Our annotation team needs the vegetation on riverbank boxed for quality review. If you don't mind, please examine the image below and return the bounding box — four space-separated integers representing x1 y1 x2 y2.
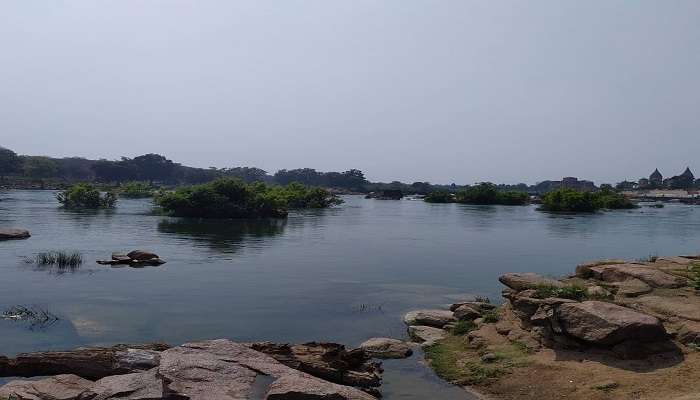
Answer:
540 188 636 212
56 184 117 209
119 181 155 198
155 178 342 218
425 183 528 205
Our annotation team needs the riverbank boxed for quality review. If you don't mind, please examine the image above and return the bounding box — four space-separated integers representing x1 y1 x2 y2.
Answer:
408 255 700 399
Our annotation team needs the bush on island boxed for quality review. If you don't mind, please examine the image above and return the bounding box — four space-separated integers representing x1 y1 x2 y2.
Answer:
424 183 528 206
56 183 117 209
155 178 342 218
540 188 636 212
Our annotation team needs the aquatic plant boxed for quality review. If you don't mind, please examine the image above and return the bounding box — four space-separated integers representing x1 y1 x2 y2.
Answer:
540 188 636 212
155 178 342 218
56 183 117 209
1 305 59 330
34 250 83 270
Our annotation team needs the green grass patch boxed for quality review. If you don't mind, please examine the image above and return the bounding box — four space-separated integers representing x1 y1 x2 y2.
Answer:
424 335 533 385
451 320 477 335
482 310 499 323
535 283 589 301
35 251 83 269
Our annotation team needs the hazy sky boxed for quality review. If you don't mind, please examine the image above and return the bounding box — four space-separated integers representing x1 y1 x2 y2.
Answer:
1 1 699 184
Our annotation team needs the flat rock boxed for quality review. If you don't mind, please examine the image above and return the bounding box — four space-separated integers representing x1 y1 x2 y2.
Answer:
498 273 564 291
126 250 159 261
0 374 92 400
408 326 447 346
676 321 700 345
627 295 700 322
0 228 31 240
449 301 496 312
113 349 161 372
403 309 455 328
576 259 627 277
359 338 413 359
589 264 686 288
556 301 666 345
655 256 694 266
265 373 375 400
81 368 163 400
612 278 653 297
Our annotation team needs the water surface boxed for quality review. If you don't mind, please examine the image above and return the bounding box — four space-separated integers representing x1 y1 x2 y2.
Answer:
1 191 699 398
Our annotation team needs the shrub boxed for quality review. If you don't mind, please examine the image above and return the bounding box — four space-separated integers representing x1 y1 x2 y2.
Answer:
451 320 477 335
155 178 341 219
540 188 635 212
56 183 117 208
120 181 154 198
482 310 499 323
455 183 528 206
424 191 455 203
535 284 589 301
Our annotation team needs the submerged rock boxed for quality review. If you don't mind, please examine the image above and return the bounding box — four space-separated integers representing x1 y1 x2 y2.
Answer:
359 338 413 359
0 228 30 240
403 309 455 328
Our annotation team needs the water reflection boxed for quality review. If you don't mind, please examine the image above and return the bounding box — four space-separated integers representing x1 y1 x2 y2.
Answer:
157 217 287 253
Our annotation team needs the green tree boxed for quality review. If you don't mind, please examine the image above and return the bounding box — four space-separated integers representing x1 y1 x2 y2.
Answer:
23 156 58 185
0 147 22 180
56 183 117 208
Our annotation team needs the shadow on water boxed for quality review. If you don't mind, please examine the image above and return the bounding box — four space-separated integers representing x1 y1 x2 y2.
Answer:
157 217 287 253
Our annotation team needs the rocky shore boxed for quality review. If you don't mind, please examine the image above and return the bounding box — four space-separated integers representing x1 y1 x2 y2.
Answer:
403 255 700 400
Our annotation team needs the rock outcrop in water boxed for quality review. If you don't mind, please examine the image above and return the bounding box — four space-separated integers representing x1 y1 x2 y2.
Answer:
0 228 30 240
0 339 381 400
97 250 166 267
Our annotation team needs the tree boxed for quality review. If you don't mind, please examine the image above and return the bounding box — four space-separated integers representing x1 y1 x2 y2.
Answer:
23 156 58 183
0 147 22 180
128 154 180 183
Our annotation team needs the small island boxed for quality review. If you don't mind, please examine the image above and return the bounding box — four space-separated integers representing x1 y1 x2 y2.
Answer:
425 183 529 206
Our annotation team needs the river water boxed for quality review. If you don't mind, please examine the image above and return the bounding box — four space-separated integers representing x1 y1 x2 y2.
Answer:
1 190 699 398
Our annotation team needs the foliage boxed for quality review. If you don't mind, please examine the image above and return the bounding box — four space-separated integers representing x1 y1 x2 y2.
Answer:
474 296 491 303
274 168 367 190
56 183 117 209
155 178 342 219
120 181 155 198
456 183 528 205
424 191 454 203
35 251 83 269
534 283 589 301
0 147 22 178
22 156 58 181
689 263 700 291
540 188 636 212
482 310 499 323
451 320 477 335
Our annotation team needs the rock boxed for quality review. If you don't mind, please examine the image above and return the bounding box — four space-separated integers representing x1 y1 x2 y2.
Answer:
449 301 496 312
110 253 131 262
358 338 413 359
125 250 159 261
480 353 497 363
556 301 667 345
588 264 686 288
113 349 161 372
0 374 92 400
0 228 31 240
403 309 455 328
576 259 627 277
677 321 700 344
81 368 162 400
408 326 447 346
498 273 564 291
248 342 380 388
266 373 375 400
587 285 612 299
611 278 652 297
628 295 700 322
656 256 694 265
453 304 482 321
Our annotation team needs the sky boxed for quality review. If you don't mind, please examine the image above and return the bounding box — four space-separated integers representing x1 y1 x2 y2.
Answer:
1 1 699 185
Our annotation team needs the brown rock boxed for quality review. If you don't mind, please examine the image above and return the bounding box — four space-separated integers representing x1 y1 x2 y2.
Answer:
611 278 653 297
556 301 667 345
80 368 163 400
0 228 31 240
358 338 413 359
576 259 626 277
676 321 700 344
453 304 482 321
449 301 496 312
589 264 686 288
125 250 159 261
403 309 455 328
266 373 376 400
499 273 564 291
0 374 92 400
408 326 447 345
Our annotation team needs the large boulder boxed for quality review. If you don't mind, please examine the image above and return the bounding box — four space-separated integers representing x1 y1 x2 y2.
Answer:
0 228 31 240
408 326 447 346
125 250 159 261
588 264 686 288
556 301 666 345
575 259 627 277
403 309 455 328
359 338 413 359
0 374 92 400
80 368 162 400
452 304 482 321
498 273 564 291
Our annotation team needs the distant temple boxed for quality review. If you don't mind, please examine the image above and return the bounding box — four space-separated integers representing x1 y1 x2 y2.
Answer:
649 169 663 186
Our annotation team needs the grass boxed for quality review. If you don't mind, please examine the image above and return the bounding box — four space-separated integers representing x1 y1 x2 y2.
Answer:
482 310 499 323
34 251 83 271
451 320 477 335
690 262 700 291
534 283 589 301
424 335 532 385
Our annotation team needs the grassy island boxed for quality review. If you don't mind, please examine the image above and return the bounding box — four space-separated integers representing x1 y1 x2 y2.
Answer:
540 188 636 212
56 183 117 209
119 181 155 198
425 183 528 206
155 178 342 218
